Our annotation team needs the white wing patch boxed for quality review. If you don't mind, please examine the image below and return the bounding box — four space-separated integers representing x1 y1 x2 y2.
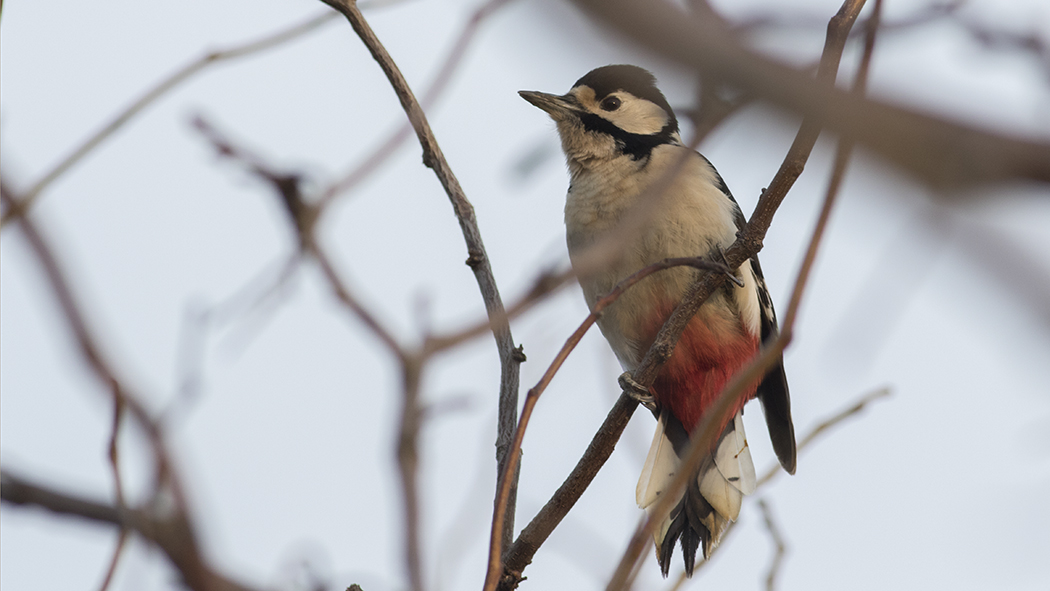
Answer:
735 259 762 337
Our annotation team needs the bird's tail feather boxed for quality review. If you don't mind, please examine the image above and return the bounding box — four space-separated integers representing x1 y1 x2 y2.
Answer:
637 411 756 576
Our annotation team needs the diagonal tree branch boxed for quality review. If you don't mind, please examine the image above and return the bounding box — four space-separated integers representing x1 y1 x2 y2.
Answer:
481 258 737 591
604 2 879 586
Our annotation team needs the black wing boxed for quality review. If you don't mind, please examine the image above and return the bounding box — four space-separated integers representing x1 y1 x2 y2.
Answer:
703 155 796 473
750 255 796 474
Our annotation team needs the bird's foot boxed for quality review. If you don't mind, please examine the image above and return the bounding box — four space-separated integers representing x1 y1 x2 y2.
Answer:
716 246 745 287
619 372 657 412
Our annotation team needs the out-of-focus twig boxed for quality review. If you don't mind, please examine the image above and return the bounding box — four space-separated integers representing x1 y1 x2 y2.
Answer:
757 499 787 591
192 114 429 591
96 530 128 591
781 0 881 332
0 10 342 229
0 181 254 591
0 472 258 591
656 385 892 585
192 116 409 359
0 182 180 509
98 395 128 591
730 0 962 36
757 386 891 487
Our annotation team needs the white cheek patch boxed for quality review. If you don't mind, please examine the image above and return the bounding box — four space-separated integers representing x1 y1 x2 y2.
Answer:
602 92 669 135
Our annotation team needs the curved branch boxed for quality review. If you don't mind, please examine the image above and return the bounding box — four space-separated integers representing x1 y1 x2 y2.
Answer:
319 0 525 568
318 0 514 205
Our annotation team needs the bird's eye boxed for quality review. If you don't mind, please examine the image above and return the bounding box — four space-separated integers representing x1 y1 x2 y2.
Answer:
600 96 622 111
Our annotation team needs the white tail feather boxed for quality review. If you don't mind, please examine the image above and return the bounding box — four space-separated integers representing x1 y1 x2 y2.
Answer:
638 411 757 532
698 463 744 521
715 413 757 495
700 411 756 521
636 415 680 510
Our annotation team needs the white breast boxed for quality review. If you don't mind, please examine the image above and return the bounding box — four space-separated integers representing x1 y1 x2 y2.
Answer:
564 145 757 368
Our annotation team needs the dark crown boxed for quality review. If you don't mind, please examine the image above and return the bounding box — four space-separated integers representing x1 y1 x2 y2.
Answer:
574 65 678 135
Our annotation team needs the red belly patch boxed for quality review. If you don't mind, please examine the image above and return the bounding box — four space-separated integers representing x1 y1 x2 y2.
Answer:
647 305 760 434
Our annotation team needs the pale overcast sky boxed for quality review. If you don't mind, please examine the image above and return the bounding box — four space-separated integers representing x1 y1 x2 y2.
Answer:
3 1 1049 590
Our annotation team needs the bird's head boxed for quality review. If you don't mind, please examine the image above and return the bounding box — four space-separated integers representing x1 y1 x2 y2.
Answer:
520 65 681 166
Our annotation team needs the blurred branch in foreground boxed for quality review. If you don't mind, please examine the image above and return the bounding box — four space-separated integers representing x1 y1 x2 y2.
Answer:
572 0 1050 190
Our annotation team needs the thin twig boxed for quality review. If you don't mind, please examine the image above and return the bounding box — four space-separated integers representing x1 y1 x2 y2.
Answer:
192 115 411 361
756 387 891 488
96 531 128 591
424 266 571 355
730 0 962 36
311 245 407 357
0 10 341 229
106 397 127 509
781 0 881 332
320 0 524 572
654 385 892 584
98 395 128 591
397 356 426 591
318 0 514 205
757 499 787 591
482 257 737 591
498 392 638 590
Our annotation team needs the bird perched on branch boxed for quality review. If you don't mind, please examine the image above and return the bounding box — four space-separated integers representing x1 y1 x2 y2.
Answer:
520 65 796 576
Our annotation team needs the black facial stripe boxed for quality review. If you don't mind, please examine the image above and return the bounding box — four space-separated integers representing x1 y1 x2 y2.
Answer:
579 113 677 160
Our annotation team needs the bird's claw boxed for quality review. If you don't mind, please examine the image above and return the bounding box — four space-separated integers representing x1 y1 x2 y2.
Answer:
716 246 745 287
619 372 657 412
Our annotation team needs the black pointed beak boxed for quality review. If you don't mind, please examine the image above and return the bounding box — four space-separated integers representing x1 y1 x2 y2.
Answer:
519 90 578 120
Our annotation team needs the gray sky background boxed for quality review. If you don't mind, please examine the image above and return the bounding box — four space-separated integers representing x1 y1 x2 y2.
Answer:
2 0 1049 590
